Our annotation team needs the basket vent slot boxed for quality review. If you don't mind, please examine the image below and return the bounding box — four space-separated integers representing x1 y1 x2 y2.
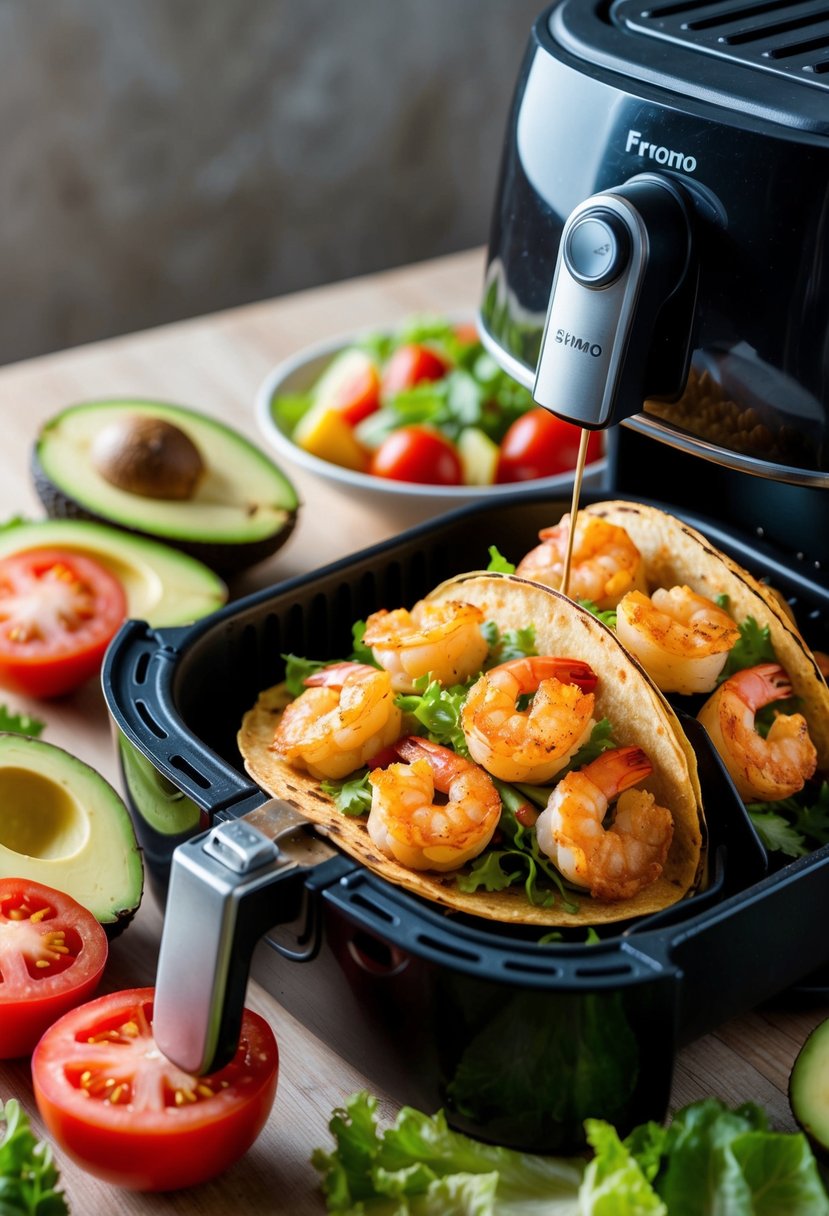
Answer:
132 650 150 686
169 754 212 791
612 0 829 86
502 958 563 977
414 933 481 964
135 699 167 740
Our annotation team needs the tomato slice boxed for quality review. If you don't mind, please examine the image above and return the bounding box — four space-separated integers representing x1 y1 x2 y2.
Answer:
369 425 463 485
381 343 448 397
0 878 107 1058
32 987 279 1191
0 549 127 698
496 408 603 482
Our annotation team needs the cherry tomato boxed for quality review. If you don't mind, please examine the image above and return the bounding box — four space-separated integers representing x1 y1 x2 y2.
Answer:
381 343 448 397
370 426 463 485
0 878 107 1058
495 408 603 482
0 549 127 698
32 987 279 1191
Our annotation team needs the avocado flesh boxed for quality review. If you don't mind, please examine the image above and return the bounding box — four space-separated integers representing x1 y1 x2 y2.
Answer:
0 734 143 934
790 1016 829 1158
33 400 299 574
0 519 226 626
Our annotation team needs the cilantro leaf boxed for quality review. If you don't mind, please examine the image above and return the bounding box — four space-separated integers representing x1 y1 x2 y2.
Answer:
747 782 829 856
747 810 808 859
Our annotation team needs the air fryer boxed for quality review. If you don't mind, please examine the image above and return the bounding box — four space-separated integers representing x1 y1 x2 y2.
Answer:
480 0 829 555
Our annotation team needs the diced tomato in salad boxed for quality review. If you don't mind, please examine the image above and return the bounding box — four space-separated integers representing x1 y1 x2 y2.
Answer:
273 316 603 487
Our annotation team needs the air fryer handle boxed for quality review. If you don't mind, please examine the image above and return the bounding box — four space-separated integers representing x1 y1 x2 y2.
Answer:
152 807 349 1075
534 172 697 428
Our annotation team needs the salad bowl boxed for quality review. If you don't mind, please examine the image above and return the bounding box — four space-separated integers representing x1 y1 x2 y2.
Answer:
255 319 608 526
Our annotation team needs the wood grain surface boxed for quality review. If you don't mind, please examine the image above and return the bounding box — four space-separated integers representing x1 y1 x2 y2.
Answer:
0 247 825 1212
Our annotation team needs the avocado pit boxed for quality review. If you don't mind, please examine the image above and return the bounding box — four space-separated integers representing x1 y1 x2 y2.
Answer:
91 414 205 500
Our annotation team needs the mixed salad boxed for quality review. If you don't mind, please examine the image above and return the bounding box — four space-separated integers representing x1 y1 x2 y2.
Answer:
271 316 602 486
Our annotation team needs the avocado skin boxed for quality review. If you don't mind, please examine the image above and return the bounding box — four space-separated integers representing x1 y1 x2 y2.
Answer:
0 733 143 938
789 1016 829 1161
32 449 298 576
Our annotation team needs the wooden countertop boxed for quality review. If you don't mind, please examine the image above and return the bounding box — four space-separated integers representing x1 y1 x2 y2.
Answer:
0 247 826 1211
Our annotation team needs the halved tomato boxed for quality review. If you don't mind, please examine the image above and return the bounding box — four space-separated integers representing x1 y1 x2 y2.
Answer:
0 548 127 698
0 878 108 1058
32 987 278 1191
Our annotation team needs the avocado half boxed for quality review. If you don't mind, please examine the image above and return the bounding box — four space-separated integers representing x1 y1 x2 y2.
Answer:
0 733 143 935
0 518 226 627
790 1017 829 1160
32 400 300 576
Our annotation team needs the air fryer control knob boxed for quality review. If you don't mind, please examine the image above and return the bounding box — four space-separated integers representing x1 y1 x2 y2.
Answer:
534 173 697 429
563 210 630 288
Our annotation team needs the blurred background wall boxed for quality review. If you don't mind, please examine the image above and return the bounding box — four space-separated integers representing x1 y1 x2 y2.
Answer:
1 0 543 365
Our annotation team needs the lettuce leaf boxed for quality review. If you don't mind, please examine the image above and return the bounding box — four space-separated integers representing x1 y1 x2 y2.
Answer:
0 1099 69 1215
312 1091 583 1215
314 1094 829 1216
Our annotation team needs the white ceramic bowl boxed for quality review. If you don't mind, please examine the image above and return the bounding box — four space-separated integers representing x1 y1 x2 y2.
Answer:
255 330 608 527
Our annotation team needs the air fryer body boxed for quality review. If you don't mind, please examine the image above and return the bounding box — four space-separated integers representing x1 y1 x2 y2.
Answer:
481 1 829 493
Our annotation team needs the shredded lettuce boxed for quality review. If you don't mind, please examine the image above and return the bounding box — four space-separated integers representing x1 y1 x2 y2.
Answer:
313 1094 829 1216
321 770 373 818
480 621 536 665
486 546 516 574
718 617 777 682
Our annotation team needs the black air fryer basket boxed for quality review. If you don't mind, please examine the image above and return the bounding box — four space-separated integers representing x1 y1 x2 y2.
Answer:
103 492 829 1153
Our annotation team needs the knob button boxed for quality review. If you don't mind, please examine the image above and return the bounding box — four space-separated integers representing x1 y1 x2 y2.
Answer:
564 211 630 288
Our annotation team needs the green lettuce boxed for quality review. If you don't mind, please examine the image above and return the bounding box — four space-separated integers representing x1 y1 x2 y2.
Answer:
0 1099 69 1215
312 1091 583 1215
314 1094 829 1216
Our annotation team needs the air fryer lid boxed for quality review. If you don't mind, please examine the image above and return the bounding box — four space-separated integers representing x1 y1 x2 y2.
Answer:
555 0 829 135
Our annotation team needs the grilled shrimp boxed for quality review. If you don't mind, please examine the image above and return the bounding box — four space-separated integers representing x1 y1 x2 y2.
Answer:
616 585 741 695
697 662 817 802
367 736 501 871
461 655 597 784
535 747 673 901
516 513 647 609
272 661 402 780
362 599 489 693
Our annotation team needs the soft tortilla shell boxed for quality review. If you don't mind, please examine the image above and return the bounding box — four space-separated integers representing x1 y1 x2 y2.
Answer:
583 500 829 769
239 573 704 928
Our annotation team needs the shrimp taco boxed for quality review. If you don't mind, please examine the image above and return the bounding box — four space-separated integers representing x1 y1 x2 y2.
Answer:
516 500 829 822
238 572 705 929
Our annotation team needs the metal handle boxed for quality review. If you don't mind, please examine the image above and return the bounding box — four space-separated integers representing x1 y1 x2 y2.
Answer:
153 799 339 1074
534 173 697 429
